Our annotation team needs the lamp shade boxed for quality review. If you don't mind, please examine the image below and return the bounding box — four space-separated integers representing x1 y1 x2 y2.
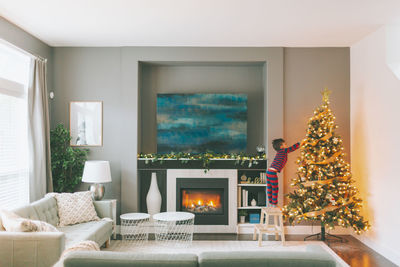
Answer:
82 161 112 183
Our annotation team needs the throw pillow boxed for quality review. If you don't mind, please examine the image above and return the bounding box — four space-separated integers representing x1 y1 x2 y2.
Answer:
0 209 31 232
53 240 100 267
0 210 59 232
0 216 5 231
54 191 99 226
29 219 59 232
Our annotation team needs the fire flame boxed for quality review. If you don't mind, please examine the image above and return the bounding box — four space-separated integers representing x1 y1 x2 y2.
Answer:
182 190 221 212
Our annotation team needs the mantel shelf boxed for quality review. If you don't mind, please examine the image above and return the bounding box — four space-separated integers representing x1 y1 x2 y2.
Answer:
138 159 267 170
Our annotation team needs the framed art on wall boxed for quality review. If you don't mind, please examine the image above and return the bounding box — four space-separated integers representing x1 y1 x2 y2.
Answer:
70 101 103 146
157 93 247 153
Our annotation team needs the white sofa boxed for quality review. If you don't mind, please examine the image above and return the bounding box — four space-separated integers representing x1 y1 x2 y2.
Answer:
0 196 114 267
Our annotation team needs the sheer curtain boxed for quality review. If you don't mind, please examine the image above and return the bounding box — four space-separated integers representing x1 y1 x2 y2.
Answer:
0 42 30 209
28 58 53 202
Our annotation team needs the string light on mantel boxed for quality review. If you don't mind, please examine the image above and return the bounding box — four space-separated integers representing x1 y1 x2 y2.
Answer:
138 152 267 171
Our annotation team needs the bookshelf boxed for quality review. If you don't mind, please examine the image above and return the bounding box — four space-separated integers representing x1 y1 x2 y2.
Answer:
237 168 267 225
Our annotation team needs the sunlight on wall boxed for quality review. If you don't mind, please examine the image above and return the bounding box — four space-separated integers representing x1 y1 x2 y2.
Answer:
386 23 400 81
351 25 400 265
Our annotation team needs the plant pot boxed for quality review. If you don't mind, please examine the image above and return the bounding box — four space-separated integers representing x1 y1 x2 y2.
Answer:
240 216 246 223
146 172 162 215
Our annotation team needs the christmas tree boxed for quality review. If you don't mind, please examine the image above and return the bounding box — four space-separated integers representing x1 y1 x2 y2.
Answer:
283 89 370 239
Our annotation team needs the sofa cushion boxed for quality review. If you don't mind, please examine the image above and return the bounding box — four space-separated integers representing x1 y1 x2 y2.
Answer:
58 220 112 248
31 196 59 226
62 252 198 267
198 249 336 267
55 191 100 226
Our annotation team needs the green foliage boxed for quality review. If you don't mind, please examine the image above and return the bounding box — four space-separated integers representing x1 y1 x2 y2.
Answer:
139 151 266 172
50 124 89 192
238 210 248 217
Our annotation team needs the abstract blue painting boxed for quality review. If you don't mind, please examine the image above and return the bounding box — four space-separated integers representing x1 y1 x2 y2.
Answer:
157 94 247 153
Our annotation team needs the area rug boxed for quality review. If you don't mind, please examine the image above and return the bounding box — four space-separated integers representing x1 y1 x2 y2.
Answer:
103 240 348 267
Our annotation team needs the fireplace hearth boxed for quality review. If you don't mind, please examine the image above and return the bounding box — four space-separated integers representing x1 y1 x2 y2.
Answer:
166 169 237 233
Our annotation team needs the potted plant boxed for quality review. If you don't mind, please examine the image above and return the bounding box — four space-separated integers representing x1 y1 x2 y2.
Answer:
238 210 248 223
50 124 89 192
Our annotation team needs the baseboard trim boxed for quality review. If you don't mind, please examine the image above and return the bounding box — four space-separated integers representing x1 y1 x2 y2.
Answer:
238 224 351 235
116 224 350 235
351 234 400 265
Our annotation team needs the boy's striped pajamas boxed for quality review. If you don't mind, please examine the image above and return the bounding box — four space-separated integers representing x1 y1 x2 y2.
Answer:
267 142 300 205
266 169 279 205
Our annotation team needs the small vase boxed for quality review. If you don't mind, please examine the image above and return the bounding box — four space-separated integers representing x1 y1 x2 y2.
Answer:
146 172 162 215
251 198 257 206
240 216 246 223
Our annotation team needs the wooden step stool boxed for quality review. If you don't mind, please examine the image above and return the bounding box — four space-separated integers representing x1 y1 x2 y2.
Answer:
253 207 285 246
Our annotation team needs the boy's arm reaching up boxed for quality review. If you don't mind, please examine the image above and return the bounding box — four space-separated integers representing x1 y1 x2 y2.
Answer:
285 142 300 153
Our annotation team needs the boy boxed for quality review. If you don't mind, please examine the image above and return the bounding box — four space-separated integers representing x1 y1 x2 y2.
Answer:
267 138 302 207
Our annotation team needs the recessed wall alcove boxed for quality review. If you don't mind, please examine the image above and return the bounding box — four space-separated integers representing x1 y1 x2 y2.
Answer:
138 61 266 154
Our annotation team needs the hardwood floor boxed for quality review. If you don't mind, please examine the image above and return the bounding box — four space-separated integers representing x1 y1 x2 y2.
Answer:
118 234 397 267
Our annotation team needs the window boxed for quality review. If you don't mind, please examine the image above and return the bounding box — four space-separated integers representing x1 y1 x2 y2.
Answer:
0 41 31 209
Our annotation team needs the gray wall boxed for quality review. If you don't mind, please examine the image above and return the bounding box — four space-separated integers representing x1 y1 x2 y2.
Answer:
52 47 284 214
283 48 350 203
140 63 264 153
52 48 122 211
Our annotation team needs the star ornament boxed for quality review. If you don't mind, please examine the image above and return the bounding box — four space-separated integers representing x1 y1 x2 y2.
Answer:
322 88 331 102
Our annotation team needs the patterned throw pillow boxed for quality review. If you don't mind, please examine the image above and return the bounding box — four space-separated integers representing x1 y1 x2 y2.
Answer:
54 191 99 226
0 216 5 231
29 219 59 232
0 210 58 232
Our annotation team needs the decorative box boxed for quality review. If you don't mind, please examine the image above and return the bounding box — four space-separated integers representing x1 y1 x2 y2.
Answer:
249 213 260 224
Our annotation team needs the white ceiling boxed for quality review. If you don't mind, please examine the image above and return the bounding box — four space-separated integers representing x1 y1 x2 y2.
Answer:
1 0 400 47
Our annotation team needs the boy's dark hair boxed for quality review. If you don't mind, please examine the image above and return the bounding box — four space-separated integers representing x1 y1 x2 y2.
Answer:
272 138 285 152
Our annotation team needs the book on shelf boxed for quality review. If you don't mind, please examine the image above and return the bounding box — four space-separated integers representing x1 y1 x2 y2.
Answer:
242 189 245 207
260 172 266 184
237 187 241 207
257 190 266 206
242 189 248 207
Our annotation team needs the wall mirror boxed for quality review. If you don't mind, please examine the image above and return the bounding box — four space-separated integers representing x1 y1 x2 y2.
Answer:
70 101 103 146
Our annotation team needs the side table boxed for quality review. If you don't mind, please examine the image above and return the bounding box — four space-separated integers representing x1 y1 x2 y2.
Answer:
153 212 195 246
120 213 150 242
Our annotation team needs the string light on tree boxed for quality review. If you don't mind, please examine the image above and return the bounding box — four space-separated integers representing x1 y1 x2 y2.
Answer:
282 88 370 241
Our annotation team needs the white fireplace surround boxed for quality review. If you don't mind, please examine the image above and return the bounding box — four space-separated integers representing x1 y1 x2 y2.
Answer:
167 169 237 233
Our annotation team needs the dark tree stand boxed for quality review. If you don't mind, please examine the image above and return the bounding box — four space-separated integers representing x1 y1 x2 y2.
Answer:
304 224 345 243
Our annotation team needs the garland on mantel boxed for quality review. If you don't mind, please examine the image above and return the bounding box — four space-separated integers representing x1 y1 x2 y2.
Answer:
138 152 267 171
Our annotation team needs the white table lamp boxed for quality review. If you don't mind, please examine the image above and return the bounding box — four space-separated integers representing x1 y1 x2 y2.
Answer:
82 160 112 200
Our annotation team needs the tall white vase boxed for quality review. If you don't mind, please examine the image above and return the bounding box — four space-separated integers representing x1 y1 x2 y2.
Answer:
146 172 162 215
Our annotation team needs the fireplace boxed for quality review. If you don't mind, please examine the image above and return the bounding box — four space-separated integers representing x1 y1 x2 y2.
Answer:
177 178 228 225
181 189 223 214
167 169 237 233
